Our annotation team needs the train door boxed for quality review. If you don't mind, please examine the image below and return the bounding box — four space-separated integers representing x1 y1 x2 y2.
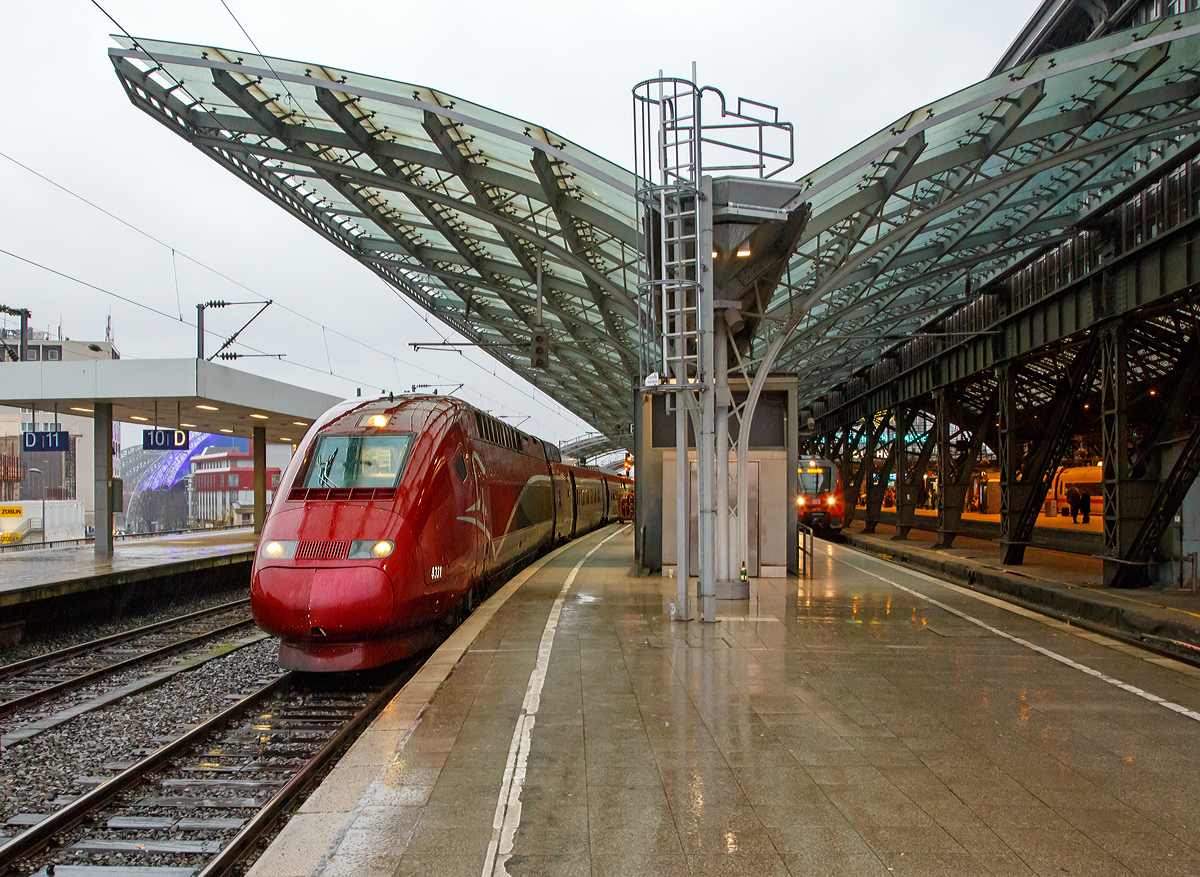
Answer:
569 470 579 537
419 438 479 594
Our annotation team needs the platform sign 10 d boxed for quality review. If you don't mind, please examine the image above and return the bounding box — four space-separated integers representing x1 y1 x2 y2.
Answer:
22 431 70 453
143 428 190 451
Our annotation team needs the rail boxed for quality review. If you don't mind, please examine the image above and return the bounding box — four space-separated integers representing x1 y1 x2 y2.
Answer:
798 522 814 579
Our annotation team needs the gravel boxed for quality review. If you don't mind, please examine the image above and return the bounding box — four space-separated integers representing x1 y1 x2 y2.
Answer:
0 613 260 738
0 637 280 829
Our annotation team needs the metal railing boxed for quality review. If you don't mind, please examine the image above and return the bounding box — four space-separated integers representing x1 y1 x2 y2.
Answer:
0 522 255 554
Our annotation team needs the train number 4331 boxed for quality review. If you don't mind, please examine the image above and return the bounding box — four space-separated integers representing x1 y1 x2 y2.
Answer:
430 566 443 580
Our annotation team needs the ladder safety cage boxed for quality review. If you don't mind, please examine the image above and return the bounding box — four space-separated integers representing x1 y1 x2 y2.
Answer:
633 77 703 392
632 75 797 393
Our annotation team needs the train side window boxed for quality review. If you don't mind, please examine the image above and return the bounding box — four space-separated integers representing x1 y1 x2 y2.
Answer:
454 451 468 482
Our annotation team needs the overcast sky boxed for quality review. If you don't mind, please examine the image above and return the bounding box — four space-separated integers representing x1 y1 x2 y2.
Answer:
2 0 1042 449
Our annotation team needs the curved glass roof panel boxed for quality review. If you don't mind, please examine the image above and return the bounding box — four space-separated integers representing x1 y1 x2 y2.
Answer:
110 14 1200 431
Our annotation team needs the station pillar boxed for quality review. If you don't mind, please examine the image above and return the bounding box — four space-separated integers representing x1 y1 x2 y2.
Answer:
253 426 267 536
93 402 113 557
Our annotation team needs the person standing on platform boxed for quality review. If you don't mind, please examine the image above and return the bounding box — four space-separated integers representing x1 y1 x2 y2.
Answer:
1080 489 1091 524
1067 486 1081 523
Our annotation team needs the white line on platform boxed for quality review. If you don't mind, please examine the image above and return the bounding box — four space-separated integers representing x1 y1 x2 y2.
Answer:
481 525 629 877
836 550 1200 724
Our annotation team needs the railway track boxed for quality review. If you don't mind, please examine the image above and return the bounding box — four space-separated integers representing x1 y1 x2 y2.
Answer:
0 600 257 719
1 665 414 877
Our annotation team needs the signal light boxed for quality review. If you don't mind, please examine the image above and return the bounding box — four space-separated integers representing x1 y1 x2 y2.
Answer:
624 453 633 474
530 325 549 369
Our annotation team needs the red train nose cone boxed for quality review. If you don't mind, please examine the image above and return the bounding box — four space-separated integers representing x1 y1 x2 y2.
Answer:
253 566 394 640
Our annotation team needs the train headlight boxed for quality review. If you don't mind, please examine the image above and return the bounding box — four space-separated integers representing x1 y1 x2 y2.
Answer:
827 495 836 506
350 539 394 559
261 540 297 559
798 496 806 506
358 413 390 428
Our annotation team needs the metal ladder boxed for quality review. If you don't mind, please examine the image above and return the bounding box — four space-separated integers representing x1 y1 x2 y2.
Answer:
635 76 702 392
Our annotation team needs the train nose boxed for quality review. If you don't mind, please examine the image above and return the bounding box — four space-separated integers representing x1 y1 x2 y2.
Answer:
252 566 394 640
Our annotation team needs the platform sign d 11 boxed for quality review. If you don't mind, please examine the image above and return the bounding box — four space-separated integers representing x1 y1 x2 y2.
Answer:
142 428 190 451
22 431 70 453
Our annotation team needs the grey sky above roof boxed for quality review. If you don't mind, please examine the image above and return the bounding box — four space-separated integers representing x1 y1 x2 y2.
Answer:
2 0 1042 446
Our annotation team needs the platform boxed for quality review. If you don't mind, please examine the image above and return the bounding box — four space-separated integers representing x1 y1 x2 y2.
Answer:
248 524 1200 877
843 520 1200 653
0 529 257 608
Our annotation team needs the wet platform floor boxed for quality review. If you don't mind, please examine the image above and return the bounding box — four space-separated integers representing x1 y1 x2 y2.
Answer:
249 524 1200 877
0 529 257 606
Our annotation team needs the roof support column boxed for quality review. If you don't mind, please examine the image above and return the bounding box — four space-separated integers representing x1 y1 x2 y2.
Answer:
1001 336 1101 564
1101 321 1161 586
697 176 718 617
674 393 692 621
864 410 908 534
1108 332 1200 586
714 305 731 592
253 426 267 537
934 388 993 550
844 417 884 528
997 361 1023 563
894 406 935 541
93 402 113 557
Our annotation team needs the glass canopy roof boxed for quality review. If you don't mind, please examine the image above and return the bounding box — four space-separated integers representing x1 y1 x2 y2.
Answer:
110 11 1200 432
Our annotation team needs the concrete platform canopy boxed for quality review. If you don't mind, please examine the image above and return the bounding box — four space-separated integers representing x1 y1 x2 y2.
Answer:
1 357 342 553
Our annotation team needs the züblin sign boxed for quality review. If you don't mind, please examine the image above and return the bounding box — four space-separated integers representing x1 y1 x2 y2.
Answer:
23 431 70 452
142 429 190 451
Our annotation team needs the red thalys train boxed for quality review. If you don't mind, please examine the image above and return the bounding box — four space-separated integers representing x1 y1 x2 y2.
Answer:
251 395 632 672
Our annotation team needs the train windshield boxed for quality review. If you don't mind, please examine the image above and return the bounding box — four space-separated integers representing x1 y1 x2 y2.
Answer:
799 465 835 495
301 434 414 489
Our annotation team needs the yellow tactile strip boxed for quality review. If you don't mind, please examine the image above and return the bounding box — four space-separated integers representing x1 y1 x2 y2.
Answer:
244 531 597 877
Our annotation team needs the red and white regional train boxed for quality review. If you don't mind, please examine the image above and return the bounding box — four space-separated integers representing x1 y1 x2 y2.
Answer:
251 395 632 672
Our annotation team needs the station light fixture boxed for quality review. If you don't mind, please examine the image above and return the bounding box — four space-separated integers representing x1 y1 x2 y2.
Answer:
130 415 148 422
180 422 197 428
197 404 219 411
736 244 751 257
293 421 308 427
250 413 269 419
70 406 93 413
220 428 234 434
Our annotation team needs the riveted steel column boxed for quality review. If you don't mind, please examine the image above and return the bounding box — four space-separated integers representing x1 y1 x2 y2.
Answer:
997 361 1025 564
1101 322 1142 586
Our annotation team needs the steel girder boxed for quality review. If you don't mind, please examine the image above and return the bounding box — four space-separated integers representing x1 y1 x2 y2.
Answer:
763 22 1200 413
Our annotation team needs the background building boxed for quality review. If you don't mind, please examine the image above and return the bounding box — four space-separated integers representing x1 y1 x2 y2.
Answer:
0 324 121 535
188 444 289 527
